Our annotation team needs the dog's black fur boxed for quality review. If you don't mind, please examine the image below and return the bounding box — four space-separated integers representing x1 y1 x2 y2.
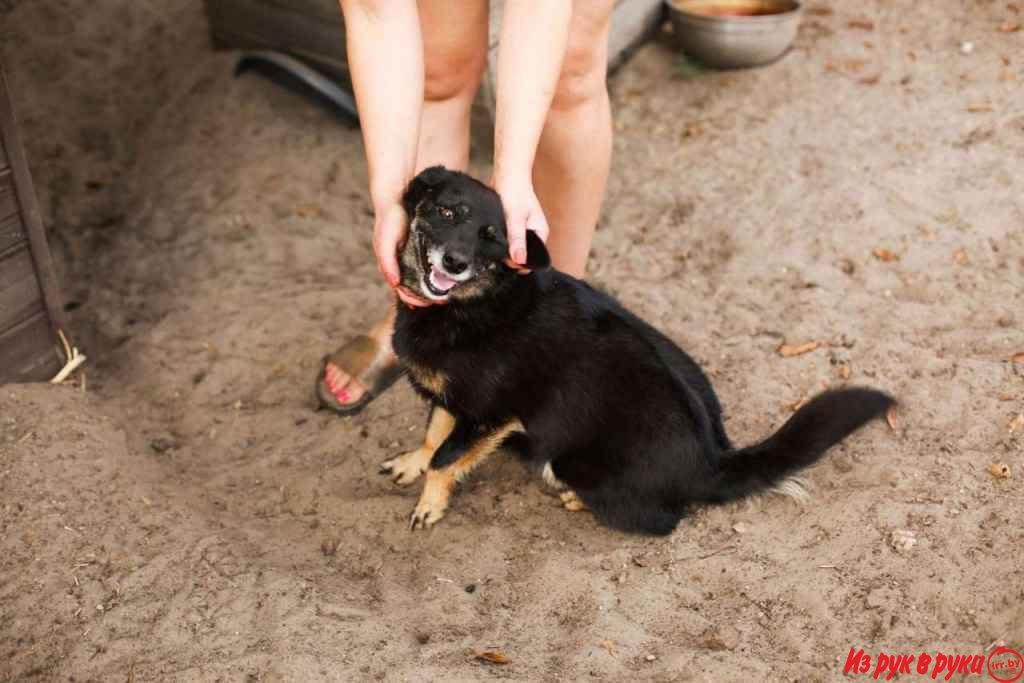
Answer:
392 166 895 535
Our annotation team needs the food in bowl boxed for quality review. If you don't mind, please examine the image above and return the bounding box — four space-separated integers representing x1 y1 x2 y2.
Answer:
667 0 803 69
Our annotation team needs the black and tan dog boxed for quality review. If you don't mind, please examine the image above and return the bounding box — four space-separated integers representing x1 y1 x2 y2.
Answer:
381 166 894 535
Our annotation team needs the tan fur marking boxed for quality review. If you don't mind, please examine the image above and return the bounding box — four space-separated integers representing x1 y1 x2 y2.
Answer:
560 489 589 512
381 407 455 486
410 418 524 529
407 363 447 397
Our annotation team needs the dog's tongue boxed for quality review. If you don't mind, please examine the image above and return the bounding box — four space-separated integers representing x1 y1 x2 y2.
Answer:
430 267 457 292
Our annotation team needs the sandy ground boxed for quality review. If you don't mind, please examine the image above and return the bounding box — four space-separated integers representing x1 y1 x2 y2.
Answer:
2 0 1023 680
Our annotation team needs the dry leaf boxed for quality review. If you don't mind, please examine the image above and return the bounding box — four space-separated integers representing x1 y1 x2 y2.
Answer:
886 405 901 432
858 73 882 85
998 21 1021 32
474 650 511 665
873 247 899 262
953 247 969 265
599 640 618 657
778 341 821 357
838 364 852 380
999 393 1016 401
1011 352 1024 364
790 396 810 412
967 104 995 113
848 18 875 30
295 204 322 218
807 7 834 16
1009 413 1024 433
987 463 1012 479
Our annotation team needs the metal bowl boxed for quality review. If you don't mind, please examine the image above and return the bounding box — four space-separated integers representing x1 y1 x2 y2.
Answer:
666 0 802 69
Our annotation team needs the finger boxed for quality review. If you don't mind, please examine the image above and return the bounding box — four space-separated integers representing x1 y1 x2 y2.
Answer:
507 216 527 266
396 286 437 308
502 257 531 275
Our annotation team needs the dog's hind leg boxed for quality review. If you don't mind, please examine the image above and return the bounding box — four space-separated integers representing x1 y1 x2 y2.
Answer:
541 462 568 491
380 405 455 485
410 417 524 530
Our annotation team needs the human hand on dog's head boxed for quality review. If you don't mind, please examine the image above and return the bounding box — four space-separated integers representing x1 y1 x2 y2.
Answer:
491 177 551 272
395 166 551 304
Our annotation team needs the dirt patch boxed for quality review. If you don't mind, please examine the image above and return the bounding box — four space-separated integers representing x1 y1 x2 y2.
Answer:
2 0 1023 680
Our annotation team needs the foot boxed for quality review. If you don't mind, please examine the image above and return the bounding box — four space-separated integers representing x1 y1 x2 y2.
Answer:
410 471 454 530
380 448 432 486
316 310 401 415
560 490 588 512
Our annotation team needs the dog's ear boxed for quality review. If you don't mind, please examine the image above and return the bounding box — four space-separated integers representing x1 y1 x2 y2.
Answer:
402 165 448 215
524 230 551 271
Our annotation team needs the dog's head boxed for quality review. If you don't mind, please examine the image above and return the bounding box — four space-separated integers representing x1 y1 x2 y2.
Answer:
398 166 550 303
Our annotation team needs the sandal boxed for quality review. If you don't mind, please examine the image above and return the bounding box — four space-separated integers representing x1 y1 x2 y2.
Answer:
315 335 405 415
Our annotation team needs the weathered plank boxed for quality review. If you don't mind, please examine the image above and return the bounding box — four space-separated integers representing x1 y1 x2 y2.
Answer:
0 168 18 223
0 168 26 254
0 214 25 255
0 245 43 332
0 310 61 383
0 64 67 369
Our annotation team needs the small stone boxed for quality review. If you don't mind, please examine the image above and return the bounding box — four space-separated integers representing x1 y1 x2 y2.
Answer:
645 654 657 662
960 41 975 54
320 538 340 556
415 631 431 645
890 529 917 553
465 584 477 594
149 436 179 454
732 522 750 534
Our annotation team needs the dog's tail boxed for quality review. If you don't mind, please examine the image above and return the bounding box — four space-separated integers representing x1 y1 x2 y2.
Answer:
704 387 895 503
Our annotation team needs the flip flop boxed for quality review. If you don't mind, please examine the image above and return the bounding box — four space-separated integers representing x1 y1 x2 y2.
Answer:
315 335 405 415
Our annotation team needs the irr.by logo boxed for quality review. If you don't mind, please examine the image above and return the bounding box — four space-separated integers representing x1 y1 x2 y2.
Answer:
988 646 1023 683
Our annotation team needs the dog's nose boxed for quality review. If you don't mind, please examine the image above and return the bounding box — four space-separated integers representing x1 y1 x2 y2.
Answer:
442 252 469 274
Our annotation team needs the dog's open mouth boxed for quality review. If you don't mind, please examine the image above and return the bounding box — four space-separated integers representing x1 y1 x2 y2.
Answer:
416 233 461 301
425 266 457 297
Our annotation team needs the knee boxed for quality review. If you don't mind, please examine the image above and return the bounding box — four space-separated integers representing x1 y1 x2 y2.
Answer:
551 37 609 112
424 47 487 103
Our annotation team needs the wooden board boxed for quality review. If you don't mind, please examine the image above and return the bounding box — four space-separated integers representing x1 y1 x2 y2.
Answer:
0 168 27 255
0 311 60 383
0 65 65 383
0 246 43 330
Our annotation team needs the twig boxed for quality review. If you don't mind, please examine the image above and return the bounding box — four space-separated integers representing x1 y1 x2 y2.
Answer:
50 329 87 384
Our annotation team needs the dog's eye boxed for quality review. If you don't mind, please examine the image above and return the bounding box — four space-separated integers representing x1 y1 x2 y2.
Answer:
437 206 454 220
479 225 497 240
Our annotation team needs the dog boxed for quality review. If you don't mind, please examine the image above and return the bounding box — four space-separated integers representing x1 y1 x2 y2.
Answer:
381 166 895 535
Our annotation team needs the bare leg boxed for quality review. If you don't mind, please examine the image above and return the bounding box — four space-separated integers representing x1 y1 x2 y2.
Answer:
323 0 488 406
533 0 615 278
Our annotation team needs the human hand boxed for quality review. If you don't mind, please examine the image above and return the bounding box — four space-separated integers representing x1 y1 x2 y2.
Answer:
493 176 550 269
371 200 436 308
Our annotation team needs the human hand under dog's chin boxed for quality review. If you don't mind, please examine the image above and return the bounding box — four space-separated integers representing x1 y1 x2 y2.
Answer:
492 177 550 272
372 201 439 308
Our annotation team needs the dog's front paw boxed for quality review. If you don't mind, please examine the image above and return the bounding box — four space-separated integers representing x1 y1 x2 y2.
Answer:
380 448 432 486
409 480 451 530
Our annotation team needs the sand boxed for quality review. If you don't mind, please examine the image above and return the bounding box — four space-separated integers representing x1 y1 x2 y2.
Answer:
1 0 1022 680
